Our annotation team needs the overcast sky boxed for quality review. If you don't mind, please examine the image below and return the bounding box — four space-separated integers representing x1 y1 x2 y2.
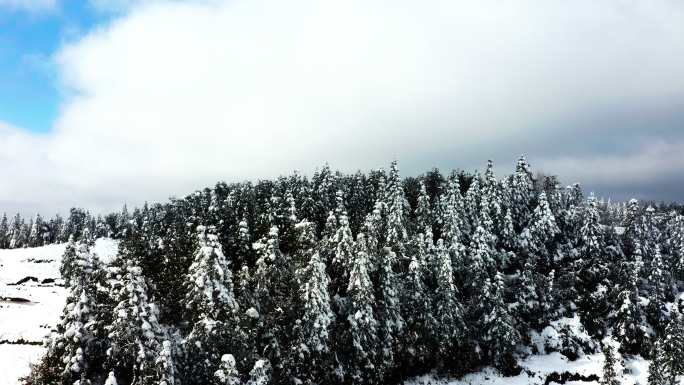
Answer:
0 0 683 215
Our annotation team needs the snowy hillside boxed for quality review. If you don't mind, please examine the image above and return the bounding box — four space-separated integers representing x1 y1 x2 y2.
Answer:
0 239 661 385
12 160 684 385
0 239 118 385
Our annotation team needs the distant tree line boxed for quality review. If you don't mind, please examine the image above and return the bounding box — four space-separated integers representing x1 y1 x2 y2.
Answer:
26 157 684 385
0 207 131 249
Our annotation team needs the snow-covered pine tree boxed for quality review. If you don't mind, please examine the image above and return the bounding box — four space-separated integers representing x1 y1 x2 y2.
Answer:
414 181 432 236
641 206 663 265
319 210 338 266
59 235 78 286
363 201 385 272
463 173 481 236
439 177 467 281
183 225 242 383
253 225 293 378
246 359 271 385
346 234 379 384
498 208 517 251
669 215 684 280
662 314 684 385
215 354 241 385
648 340 667 385
236 216 252 270
254 226 281 312
515 251 541 331
235 262 259 371
663 212 681 258
28 236 100 385
623 199 643 256
376 246 405 378
600 343 620 385
28 213 43 247
278 189 299 253
540 270 557 325
107 259 163 385
384 161 408 257
647 245 669 329
401 252 435 367
468 225 496 290
613 253 648 355
432 239 466 366
480 272 520 374
156 340 179 385
580 193 605 260
0 213 8 248
577 194 611 335
440 177 465 249
481 160 502 226
184 225 240 322
289 235 334 384
313 162 338 229
675 217 684 281
519 192 559 268
509 155 534 231
331 202 355 295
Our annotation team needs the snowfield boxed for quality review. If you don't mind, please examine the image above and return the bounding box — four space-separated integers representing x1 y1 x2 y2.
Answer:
408 316 653 385
0 239 118 385
408 353 650 385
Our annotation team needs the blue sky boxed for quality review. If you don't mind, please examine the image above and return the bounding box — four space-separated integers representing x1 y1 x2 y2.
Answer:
0 0 102 132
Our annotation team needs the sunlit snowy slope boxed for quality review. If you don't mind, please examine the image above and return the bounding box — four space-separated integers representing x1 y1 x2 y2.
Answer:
0 240 118 385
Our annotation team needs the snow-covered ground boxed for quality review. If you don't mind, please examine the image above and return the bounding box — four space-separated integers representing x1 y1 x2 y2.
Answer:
408 353 649 385
409 316 651 385
0 239 118 385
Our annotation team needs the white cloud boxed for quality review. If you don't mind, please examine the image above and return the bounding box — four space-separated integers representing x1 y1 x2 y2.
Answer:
0 0 56 12
2 0 684 214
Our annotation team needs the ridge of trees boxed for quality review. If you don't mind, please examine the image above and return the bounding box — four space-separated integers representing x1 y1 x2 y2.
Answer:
26 157 684 385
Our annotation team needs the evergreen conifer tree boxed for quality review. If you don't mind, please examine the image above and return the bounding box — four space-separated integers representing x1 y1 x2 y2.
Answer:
600 343 620 385
156 340 179 385
648 340 667 385
613 255 648 355
246 360 271 385
662 314 684 385
332 204 355 295
184 225 240 322
468 225 496 288
480 272 520 373
346 234 379 384
184 225 241 383
289 240 333 384
60 235 78 286
376 246 405 378
402 252 435 367
0 213 8 248
509 155 534 230
384 161 408 256
432 239 466 365
414 181 432 236
29 237 100 385
107 260 163 385
647 245 669 329
215 354 242 385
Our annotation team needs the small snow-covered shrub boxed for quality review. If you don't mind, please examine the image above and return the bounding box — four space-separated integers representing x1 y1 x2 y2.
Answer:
530 315 598 360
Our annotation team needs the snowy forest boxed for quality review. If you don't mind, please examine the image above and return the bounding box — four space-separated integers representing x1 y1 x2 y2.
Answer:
22 157 684 385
